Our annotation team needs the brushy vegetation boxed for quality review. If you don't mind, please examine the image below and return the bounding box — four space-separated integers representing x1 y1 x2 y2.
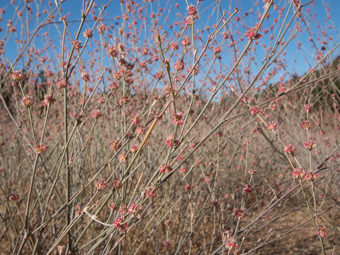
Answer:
0 0 339 254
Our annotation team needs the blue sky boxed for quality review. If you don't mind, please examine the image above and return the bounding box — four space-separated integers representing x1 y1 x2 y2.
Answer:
0 0 339 92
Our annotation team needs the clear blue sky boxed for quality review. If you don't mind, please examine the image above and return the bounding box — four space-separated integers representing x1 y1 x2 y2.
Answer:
0 0 339 89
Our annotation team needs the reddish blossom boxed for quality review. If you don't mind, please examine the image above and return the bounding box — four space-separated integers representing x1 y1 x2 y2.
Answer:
128 203 143 217
292 168 305 179
109 202 116 211
284 144 296 155
243 184 253 193
160 164 172 173
172 111 184 125
118 151 127 163
225 237 239 250
96 179 107 190
91 109 102 119
44 95 56 105
97 23 106 34
213 46 221 54
113 216 127 232
114 71 122 80
304 139 316 151
141 46 148 55
83 28 93 38
73 40 82 49
174 60 184 71
106 45 118 57
266 121 277 131
222 32 229 39
233 208 246 218
245 27 263 40
35 144 48 154
135 127 145 135
12 71 25 81
300 120 311 130
304 170 317 181
75 205 82 217
131 114 141 125
81 71 90 82
22 95 34 107
184 16 195 25
164 134 179 148
109 139 122 151
130 145 138 153
304 104 311 113
187 5 197 16
9 194 19 201
97 97 105 104
56 79 68 89
179 167 187 173
170 42 179 50
249 169 256 175
317 225 327 237
146 186 156 197
250 106 263 115
155 71 164 79
184 184 192 190
113 179 123 189
181 36 191 46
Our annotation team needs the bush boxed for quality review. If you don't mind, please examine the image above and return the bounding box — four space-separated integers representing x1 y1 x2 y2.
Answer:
0 0 339 254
